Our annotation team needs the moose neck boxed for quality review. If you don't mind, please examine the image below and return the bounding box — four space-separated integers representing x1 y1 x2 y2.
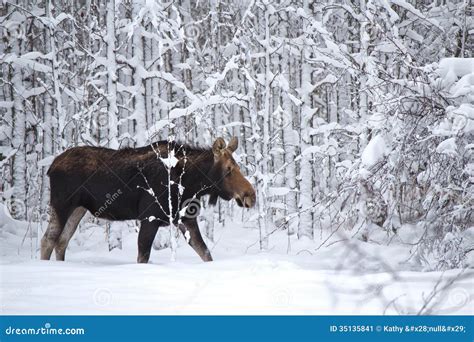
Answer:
180 149 217 198
149 142 219 199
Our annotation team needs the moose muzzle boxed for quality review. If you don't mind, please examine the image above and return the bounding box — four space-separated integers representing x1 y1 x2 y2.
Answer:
235 189 256 208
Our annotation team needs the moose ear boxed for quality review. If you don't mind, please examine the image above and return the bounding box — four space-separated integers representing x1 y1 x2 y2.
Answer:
227 136 238 153
212 137 226 158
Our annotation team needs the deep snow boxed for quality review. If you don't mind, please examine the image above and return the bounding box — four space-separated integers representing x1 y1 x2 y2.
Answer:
0 205 472 315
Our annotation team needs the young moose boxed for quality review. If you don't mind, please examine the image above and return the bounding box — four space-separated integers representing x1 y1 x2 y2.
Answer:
41 137 256 263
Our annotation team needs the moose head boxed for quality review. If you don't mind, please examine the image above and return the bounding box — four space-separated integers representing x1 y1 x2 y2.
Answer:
210 137 256 208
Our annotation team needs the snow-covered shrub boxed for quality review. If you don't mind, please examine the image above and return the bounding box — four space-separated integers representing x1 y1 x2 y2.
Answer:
370 59 473 269
311 57 473 269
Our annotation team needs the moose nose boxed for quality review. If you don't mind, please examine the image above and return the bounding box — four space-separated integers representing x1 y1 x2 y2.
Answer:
242 191 256 208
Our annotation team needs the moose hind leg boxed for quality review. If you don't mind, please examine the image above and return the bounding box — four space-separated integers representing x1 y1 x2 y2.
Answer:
55 207 87 261
137 221 159 263
179 220 213 262
40 207 64 260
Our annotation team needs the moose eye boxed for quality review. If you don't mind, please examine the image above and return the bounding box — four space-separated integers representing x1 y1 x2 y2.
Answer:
226 167 232 176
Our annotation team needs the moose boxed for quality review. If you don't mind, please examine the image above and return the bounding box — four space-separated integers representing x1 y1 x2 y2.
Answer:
40 137 256 263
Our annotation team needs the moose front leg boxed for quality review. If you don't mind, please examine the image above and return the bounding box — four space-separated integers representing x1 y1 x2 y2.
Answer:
137 221 159 263
179 219 213 262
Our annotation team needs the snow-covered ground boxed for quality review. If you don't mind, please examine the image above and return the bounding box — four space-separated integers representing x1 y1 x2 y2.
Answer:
1 205 472 315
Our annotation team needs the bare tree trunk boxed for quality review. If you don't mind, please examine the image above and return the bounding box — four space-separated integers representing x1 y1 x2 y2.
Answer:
106 0 119 149
297 0 314 239
132 0 147 146
10 13 27 219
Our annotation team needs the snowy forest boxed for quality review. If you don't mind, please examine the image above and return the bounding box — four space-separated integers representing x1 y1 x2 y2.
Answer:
0 0 473 314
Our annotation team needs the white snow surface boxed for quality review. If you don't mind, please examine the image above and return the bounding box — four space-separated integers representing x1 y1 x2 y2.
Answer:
0 205 473 315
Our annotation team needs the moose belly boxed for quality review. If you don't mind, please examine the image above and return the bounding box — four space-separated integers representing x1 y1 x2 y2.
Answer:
80 187 139 221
